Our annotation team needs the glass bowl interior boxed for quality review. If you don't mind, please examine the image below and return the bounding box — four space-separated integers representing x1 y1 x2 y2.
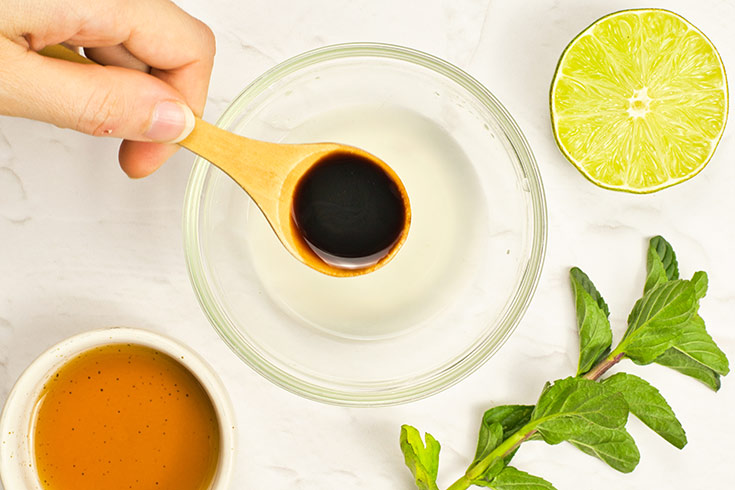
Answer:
184 43 546 406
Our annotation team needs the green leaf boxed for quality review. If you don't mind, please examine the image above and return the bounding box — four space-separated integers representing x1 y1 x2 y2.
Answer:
671 315 729 375
650 313 729 388
470 405 535 483
620 280 697 364
530 377 638 472
473 458 509 487
474 421 503 466
570 267 610 316
654 348 721 391
602 373 686 449
472 449 523 487
568 426 640 473
531 377 629 436
570 268 613 375
474 405 534 463
690 271 708 300
644 236 679 292
400 425 440 490
645 247 669 293
477 466 557 489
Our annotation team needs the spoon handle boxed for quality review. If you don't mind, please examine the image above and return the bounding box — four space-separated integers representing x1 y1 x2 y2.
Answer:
177 117 290 204
38 44 95 65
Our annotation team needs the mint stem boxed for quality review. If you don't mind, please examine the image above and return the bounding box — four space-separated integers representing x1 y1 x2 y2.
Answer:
444 351 627 490
446 427 535 490
445 475 472 490
583 352 625 381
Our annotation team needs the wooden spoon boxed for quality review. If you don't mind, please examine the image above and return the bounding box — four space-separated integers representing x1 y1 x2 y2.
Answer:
39 45 411 277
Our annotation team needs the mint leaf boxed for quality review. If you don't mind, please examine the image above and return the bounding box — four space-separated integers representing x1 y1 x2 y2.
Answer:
471 449 524 487
674 314 729 375
470 405 535 483
620 280 697 364
644 236 679 292
474 405 534 463
570 267 610 316
654 348 721 391
602 373 686 449
645 247 669 293
650 314 729 383
530 377 638 472
531 377 629 435
690 271 708 300
400 425 440 490
477 466 557 489
570 268 613 375
473 457 510 487
567 425 640 473
474 421 503 465
531 378 628 433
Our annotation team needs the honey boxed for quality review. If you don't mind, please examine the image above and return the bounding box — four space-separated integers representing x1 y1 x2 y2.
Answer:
33 344 219 490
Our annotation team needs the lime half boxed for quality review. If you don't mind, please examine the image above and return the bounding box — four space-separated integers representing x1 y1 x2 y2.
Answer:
551 9 728 193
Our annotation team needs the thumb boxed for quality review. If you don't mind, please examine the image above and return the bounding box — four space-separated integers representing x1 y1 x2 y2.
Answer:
1 47 195 143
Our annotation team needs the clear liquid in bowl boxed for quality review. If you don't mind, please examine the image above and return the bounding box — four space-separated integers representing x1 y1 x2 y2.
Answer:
246 104 488 339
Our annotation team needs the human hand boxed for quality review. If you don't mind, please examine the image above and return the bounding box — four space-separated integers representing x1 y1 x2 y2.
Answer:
0 0 215 177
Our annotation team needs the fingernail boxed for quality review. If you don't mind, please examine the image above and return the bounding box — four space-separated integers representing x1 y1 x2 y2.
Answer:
144 101 195 143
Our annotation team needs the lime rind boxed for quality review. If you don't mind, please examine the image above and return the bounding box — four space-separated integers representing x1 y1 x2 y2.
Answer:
550 9 728 193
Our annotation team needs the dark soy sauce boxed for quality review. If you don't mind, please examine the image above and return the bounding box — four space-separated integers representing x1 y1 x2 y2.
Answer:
292 153 406 269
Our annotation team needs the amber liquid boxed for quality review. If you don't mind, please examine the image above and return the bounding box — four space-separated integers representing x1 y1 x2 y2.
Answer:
33 344 219 490
291 152 406 269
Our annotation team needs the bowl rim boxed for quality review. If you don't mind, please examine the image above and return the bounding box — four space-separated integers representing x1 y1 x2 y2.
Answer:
0 327 236 490
183 42 548 406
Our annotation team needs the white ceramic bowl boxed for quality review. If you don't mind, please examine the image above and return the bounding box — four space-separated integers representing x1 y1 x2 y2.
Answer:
0 327 235 490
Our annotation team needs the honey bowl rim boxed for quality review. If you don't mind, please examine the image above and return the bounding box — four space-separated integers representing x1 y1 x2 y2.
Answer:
0 327 236 490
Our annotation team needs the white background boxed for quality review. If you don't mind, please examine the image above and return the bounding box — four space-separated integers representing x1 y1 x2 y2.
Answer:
1 0 734 488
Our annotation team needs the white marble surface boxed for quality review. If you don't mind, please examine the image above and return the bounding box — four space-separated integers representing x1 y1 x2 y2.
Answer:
1 0 734 488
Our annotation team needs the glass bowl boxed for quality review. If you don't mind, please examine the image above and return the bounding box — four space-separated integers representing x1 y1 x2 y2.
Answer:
183 43 546 406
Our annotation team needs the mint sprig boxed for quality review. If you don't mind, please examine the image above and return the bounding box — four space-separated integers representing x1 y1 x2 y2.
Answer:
400 236 728 490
